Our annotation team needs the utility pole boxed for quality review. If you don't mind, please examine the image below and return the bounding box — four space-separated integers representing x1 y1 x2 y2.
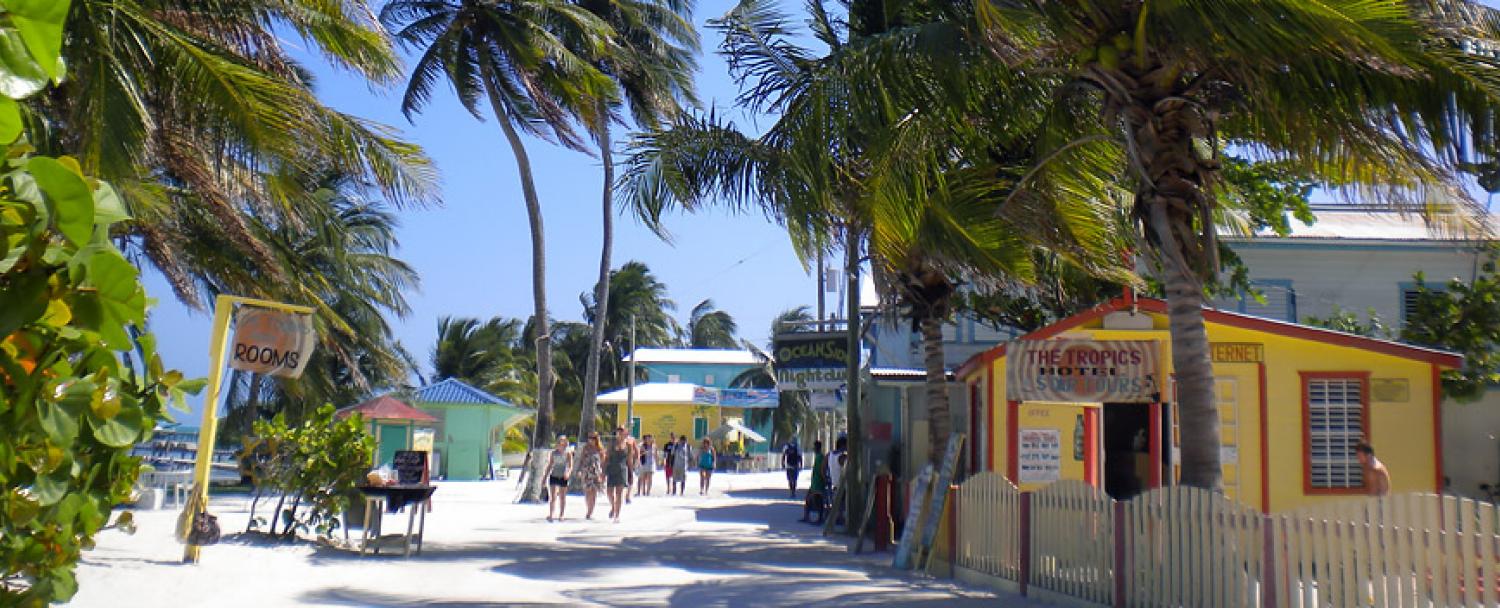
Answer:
843 232 865 535
816 250 826 331
626 315 637 436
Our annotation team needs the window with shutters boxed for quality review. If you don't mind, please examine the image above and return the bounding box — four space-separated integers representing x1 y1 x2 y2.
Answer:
1209 279 1296 322
1302 373 1369 493
1399 283 1443 328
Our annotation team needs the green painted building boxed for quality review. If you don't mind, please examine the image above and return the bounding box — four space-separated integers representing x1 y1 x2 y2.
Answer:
412 379 532 481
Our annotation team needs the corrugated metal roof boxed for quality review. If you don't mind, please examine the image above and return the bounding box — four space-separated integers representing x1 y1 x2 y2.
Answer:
623 348 763 365
414 378 510 406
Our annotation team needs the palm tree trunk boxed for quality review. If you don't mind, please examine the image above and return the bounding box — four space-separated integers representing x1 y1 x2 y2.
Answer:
579 118 614 445
842 231 865 534
919 314 949 465
482 73 554 503
1147 202 1222 490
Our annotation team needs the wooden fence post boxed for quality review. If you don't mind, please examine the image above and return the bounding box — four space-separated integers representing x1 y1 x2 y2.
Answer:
1262 516 1277 608
948 484 959 569
1019 491 1031 597
1113 501 1126 608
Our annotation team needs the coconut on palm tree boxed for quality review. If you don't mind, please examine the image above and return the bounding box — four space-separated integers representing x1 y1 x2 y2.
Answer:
383 0 617 501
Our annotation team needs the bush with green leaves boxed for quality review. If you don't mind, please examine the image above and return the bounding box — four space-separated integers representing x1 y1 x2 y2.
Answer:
241 405 373 539
0 0 198 603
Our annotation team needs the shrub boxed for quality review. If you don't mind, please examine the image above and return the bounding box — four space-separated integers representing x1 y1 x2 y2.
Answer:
241 405 374 539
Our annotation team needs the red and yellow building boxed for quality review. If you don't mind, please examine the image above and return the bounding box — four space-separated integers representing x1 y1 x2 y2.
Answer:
957 296 1459 512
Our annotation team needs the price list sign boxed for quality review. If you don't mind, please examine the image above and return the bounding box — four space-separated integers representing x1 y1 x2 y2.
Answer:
1018 428 1061 483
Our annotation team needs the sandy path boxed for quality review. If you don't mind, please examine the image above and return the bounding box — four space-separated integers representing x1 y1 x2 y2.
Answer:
71 472 1034 607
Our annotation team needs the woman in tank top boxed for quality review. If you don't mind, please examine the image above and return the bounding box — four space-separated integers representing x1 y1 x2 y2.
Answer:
605 426 633 522
544 435 573 522
578 433 605 519
636 435 656 497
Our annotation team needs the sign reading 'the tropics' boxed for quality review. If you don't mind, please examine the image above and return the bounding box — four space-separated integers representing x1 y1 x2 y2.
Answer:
229 306 316 379
1005 340 1160 403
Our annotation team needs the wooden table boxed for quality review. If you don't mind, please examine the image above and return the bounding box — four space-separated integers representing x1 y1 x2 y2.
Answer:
356 485 436 557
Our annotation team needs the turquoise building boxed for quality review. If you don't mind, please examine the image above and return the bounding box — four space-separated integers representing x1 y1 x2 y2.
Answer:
620 348 775 454
412 379 531 481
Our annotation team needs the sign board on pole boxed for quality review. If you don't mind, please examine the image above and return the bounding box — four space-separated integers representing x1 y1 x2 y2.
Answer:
919 433 965 571
229 306 316 379
892 464 934 570
1018 428 1061 483
1005 340 1160 403
773 332 849 391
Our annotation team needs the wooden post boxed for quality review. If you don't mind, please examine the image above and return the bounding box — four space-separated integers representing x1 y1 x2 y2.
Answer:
1113 501 1127 608
947 484 959 569
1019 492 1032 597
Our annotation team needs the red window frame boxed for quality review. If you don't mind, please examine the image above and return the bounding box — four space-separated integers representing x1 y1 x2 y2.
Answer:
1300 371 1371 495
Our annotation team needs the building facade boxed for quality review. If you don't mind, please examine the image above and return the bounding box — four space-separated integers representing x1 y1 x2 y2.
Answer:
412 379 531 481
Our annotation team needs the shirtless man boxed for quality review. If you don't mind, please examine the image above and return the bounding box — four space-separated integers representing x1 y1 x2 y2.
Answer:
1355 442 1391 496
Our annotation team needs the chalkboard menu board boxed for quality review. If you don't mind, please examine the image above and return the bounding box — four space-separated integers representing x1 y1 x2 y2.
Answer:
393 450 428 486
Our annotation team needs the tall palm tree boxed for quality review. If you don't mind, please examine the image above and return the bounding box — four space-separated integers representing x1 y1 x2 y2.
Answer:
935 0 1500 489
582 260 679 390
573 0 699 450
684 299 739 348
51 0 437 308
382 0 617 501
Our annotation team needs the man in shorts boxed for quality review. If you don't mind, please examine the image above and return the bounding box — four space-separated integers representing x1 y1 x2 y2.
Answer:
782 440 803 498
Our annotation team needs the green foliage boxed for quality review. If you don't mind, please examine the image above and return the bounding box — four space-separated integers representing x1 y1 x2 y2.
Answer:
1304 307 1394 340
1400 252 1500 403
241 405 373 539
0 5 196 603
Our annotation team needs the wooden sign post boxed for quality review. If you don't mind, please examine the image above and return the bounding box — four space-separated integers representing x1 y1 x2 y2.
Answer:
919 433 965 571
892 464 934 570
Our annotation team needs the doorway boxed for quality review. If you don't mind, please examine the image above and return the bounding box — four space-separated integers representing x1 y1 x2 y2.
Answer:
1103 403 1151 500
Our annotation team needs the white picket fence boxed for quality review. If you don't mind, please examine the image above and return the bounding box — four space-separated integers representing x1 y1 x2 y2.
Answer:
948 473 1500 608
956 472 1023 581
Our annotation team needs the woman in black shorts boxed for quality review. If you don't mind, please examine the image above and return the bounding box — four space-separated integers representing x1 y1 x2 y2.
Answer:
545 435 573 522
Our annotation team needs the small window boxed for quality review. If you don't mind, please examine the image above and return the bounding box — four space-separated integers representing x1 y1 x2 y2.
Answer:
1304 375 1368 491
693 416 708 440
1400 284 1444 327
704 374 715 386
667 374 681 383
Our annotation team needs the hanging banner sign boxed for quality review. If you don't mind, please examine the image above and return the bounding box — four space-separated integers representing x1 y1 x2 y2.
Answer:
229 307 316 379
1005 340 1160 403
772 331 849 391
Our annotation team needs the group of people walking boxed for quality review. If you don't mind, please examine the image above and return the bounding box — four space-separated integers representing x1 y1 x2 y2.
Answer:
782 436 846 525
542 429 720 523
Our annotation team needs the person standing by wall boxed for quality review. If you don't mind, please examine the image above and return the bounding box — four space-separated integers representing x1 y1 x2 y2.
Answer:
1356 442 1392 497
782 440 803 499
698 438 717 496
544 435 573 522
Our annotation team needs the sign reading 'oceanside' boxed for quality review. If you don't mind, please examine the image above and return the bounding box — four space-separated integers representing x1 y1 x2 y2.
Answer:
229 306 316 379
1005 340 1160 403
772 332 848 391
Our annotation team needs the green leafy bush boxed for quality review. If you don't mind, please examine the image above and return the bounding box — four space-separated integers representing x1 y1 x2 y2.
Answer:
0 1 198 603
241 405 373 539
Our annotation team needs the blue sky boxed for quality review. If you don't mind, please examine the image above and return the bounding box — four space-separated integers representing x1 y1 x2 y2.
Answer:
144 0 829 416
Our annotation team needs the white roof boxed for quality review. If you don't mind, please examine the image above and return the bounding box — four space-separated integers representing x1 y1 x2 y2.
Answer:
596 382 703 405
623 348 763 365
1223 208 1488 242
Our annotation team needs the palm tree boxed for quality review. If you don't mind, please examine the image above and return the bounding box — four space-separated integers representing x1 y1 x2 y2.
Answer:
572 0 700 453
684 299 739 348
382 0 617 501
52 0 436 308
938 0 1500 489
583 261 679 390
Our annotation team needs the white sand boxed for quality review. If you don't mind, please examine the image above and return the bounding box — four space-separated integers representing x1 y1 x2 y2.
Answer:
71 472 1035 607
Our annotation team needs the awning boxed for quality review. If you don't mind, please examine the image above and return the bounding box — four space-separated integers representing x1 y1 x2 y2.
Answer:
714 420 766 443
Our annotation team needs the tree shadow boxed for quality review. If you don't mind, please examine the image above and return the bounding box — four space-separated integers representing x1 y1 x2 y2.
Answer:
299 587 553 607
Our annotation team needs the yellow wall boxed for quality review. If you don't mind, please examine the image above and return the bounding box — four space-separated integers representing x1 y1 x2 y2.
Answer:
612 402 729 443
968 310 1442 512
1016 402 1093 492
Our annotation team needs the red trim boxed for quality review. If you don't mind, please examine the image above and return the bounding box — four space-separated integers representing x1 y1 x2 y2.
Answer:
1432 364 1443 494
1300 371 1372 496
954 297 1462 377
1084 407 1099 487
986 366 996 472
1257 363 1270 513
1006 400 1019 483
1148 402 1162 489
969 382 981 473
